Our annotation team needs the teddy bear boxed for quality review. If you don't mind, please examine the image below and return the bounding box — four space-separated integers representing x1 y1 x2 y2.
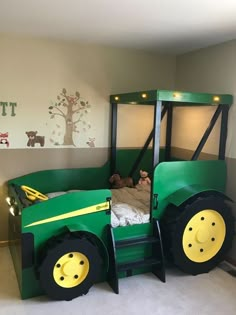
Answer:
109 173 134 189
138 170 151 185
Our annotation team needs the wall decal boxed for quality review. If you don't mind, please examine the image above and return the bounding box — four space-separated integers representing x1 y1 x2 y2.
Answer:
0 102 17 116
49 123 61 146
86 137 96 148
0 132 9 147
26 131 45 147
48 88 91 147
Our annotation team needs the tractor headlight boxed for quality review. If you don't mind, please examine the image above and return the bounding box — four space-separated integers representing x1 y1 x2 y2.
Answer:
9 205 19 216
6 196 15 206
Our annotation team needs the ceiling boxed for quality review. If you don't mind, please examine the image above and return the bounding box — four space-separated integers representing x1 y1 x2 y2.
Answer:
0 0 236 55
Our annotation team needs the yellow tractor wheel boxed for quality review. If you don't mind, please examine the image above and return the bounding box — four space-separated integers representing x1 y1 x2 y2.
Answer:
162 196 234 275
39 234 102 300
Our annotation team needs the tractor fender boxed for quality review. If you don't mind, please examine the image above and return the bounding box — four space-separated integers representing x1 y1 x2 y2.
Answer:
166 184 233 208
65 224 109 272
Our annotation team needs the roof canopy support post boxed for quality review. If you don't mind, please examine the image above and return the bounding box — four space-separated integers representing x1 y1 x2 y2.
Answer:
165 102 173 161
111 103 118 175
129 104 168 178
191 105 223 160
152 101 162 168
128 129 153 178
150 100 162 221
218 106 229 160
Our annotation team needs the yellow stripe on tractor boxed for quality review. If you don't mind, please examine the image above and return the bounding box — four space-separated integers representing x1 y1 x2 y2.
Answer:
24 202 110 228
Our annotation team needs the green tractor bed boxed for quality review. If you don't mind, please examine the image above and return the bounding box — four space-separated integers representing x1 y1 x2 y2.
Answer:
7 89 234 301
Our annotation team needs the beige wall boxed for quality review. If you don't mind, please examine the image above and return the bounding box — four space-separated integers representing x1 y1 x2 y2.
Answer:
176 40 236 262
176 40 236 158
0 33 175 150
0 33 176 240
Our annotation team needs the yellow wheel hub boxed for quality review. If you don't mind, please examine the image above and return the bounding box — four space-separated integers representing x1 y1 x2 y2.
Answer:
53 252 89 288
182 209 226 263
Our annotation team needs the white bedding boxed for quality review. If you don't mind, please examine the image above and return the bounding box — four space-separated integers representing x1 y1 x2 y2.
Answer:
46 184 151 228
111 185 150 227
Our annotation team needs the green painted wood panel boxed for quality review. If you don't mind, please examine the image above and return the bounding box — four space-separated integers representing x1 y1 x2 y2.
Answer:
110 90 233 106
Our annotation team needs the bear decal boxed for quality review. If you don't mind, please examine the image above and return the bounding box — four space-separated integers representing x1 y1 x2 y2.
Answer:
26 131 45 147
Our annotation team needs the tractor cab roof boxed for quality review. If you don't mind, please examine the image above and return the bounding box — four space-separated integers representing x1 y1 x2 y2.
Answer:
110 90 233 106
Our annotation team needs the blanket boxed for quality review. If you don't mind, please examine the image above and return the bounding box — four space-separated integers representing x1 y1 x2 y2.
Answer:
111 184 150 227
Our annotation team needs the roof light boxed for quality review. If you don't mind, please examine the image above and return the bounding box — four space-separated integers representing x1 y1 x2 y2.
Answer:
114 96 119 101
173 93 181 98
141 93 147 99
213 96 220 102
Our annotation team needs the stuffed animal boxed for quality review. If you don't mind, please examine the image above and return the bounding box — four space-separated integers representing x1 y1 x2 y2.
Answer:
109 173 134 189
138 170 151 185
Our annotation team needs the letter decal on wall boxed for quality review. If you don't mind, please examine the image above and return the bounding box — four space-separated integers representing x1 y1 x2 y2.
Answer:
0 102 17 116
0 102 8 116
9 103 17 116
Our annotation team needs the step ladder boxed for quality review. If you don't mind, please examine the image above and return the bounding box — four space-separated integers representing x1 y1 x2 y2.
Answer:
107 219 165 294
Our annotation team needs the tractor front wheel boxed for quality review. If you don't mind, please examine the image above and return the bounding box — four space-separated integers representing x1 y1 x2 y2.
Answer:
39 234 102 300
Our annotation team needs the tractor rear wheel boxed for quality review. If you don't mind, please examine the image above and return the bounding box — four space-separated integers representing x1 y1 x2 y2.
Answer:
39 233 102 300
161 196 234 275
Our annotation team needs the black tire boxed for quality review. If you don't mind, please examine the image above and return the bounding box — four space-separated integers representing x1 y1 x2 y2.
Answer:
161 196 234 275
39 233 102 300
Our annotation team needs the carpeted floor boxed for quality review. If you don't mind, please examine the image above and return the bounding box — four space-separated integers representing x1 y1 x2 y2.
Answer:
0 246 235 315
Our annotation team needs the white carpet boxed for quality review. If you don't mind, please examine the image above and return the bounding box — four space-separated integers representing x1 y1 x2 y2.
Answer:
0 247 235 315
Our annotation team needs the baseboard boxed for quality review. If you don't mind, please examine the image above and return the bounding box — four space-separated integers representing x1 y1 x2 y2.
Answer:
0 240 9 247
226 257 236 267
0 240 20 247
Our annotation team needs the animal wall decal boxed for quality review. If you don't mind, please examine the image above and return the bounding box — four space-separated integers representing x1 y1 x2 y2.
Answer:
26 131 45 147
48 88 91 147
0 132 9 147
86 137 96 148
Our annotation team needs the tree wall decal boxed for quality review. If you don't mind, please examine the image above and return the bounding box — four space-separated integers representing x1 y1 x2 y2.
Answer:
48 88 91 146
